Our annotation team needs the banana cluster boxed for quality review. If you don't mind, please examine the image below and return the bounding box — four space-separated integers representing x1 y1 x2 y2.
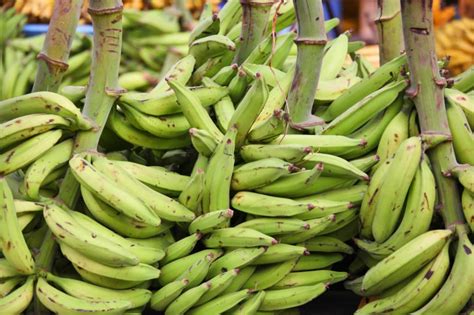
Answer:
435 18 474 75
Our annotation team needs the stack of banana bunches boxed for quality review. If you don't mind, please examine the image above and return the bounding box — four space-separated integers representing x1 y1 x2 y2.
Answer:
1 0 474 314
0 7 191 101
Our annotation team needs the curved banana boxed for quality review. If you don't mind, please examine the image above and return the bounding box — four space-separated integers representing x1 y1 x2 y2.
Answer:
298 153 369 181
278 215 336 244
0 129 62 176
161 233 202 265
73 265 144 290
240 144 312 163
0 179 35 275
237 218 309 235
203 228 276 248
0 276 34 314
188 289 252 315
248 109 286 143
259 283 327 311
361 229 452 295
178 169 205 213
272 270 348 289
445 88 474 129
150 278 189 311
243 258 299 290
0 91 91 129
91 156 195 222
297 183 367 206
298 236 354 254
59 243 160 282
229 290 265 315
228 69 248 104
44 273 151 309
36 277 131 315
320 32 349 80
251 244 306 265
23 139 73 200
0 113 70 148
188 209 234 234
292 253 344 271
462 189 474 232
69 155 161 226
207 247 266 278
0 277 23 298
189 34 236 66
371 137 422 242
446 98 474 165
197 269 239 305
164 282 211 315
176 253 215 287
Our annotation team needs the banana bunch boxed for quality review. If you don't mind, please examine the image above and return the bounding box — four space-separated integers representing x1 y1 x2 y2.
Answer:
435 18 474 75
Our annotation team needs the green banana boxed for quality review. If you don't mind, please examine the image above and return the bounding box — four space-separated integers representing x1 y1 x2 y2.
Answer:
176 253 215 287
23 139 73 200
188 289 252 315
208 247 266 278
270 135 367 156
0 179 35 275
278 215 336 244
197 269 239 305
272 270 348 289
91 156 195 222
259 283 327 311
244 258 299 290
167 79 223 141
322 81 407 135
240 144 312 163
36 277 131 315
69 155 161 226
248 109 286 143
445 88 474 128
231 158 294 191
298 236 354 254
59 243 160 282
229 290 265 315
228 73 269 148
251 244 307 265
0 276 34 314
81 186 164 239
203 228 277 248
297 183 368 206
0 91 91 129
413 229 474 315
150 278 189 311
228 69 248 104
44 273 151 309
0 129 62 176
189 34 236 66
164 282 211 315
323 54 407 120
371 137 423 242
188 209 234 234
446 98 474 165
320 32 349 80
361 229 452 295
178 169 205 213
298 153 369 180
292 253 344 271
161 233 202 265
0 277 23 298
462 189 474 232
72 265 144 289
43 202 140 267
237 218 309 235
315 75 363 103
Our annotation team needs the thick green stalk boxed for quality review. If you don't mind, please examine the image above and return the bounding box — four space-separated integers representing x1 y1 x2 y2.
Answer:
401 0 464 228
35 0 124 282
287 0 327 129
32 0 83 92
375 0 403 64
234 0 274 64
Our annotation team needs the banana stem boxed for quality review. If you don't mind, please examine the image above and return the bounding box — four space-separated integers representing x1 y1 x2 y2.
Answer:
400 0 464 228
375 0 403 65
287 0 327 129
35 0 124 285
234 0 274 64
32 0 84 92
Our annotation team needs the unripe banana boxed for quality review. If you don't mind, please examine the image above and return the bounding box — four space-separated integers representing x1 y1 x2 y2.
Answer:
231 158 294 191
176 253 216 287
371 137 423 242
212 64 239 86
240 144 312 163
188 209 234 234
36 278 131 315
297 184 367 206
446 98 474 165
44 273 151 309
237 218 309 235
197 269 240 305
272 270 348 289
0 129 62 176
0 179 35 275
445 88 474 128
69 155 161 226
0 91 92 129
150 278 189 311
190 128 218 157
278 215 336 244
203 228 277 248
361 229 452 295
243 258 299 290
462 189 474 232
248 109 286 143
161 233 202 265
178 169 205 214
164 282 211 315
251 244 307 265
298 153 369 180
259 283 327 311
229 290 265 315
298 236 354 254
208 247 266 278
188 289 252 315
189 34 236 67
320 32 349 80
0 276 34 314
72 265 144 290
270 134 367 156
292 253 344 271
0 277 23 298
228 69 248 104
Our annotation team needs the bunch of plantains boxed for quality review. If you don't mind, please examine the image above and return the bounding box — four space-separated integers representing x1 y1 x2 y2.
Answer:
0 0 473 314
